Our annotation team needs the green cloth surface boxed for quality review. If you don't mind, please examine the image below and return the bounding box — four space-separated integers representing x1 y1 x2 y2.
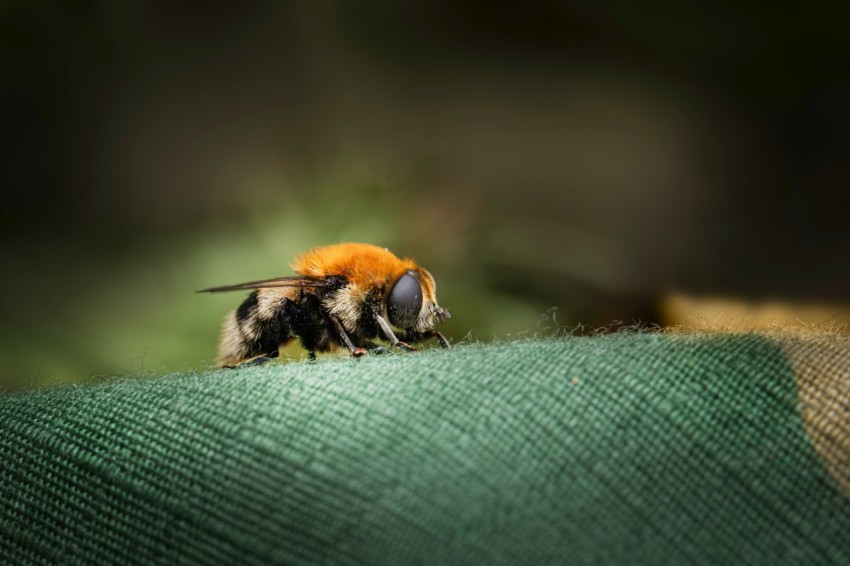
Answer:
2 334 850 564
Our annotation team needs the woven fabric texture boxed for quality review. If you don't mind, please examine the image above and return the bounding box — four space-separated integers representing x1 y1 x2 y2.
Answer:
2 334 850 564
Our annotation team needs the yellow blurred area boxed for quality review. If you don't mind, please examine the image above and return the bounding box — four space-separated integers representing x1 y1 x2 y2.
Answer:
661 294 850 333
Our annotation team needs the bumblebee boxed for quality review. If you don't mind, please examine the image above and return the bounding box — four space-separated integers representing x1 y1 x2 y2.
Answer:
198 243 451 367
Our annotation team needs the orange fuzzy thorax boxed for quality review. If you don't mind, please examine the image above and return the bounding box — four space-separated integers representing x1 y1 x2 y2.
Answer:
292 243 420 289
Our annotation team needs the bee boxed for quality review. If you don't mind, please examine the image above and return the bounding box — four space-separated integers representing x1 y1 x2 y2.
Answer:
198 242 451 367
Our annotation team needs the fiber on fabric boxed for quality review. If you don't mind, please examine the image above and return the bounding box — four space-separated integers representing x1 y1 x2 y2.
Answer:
1 334 849 564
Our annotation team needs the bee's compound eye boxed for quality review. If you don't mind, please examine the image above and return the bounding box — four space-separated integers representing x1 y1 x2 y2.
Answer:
387 273 423 328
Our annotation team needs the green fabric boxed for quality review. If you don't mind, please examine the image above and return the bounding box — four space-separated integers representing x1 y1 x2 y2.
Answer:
2 335 849 564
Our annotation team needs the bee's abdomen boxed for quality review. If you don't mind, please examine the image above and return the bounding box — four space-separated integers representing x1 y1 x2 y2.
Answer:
216 290 292 367
234 291 267 345
215 309 247 366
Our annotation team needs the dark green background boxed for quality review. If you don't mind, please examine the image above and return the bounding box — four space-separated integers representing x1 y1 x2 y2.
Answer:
2 1 849 387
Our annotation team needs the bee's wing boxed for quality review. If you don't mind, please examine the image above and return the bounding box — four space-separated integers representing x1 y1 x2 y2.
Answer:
196 276 329 293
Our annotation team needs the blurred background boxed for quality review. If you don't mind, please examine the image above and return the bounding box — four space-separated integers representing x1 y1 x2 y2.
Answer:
2 1 848 388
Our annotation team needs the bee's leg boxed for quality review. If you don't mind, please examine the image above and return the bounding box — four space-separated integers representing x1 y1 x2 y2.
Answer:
223 351 277 369
373 313 418 352
425 330 451 348
243 352 277 366
399 329 451 349
363 342 392 355
330 316 368 357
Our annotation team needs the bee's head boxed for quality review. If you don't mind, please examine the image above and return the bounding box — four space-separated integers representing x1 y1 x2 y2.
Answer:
386 269 450 330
